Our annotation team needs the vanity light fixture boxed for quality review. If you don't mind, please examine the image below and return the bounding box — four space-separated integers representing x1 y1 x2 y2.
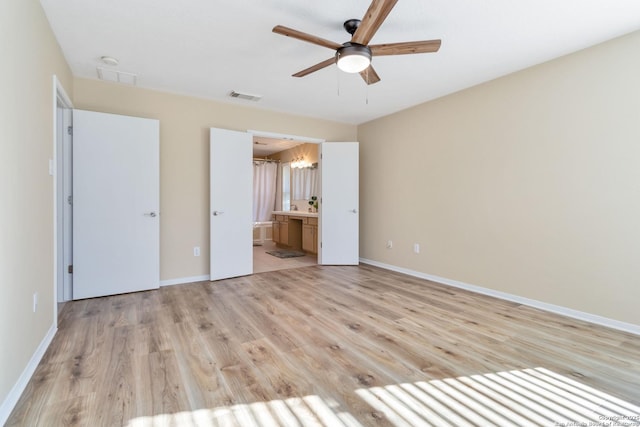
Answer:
291 157 311 169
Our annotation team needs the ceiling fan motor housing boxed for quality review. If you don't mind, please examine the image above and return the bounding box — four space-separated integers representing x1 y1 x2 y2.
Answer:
343 19 361 35
337 43 371 58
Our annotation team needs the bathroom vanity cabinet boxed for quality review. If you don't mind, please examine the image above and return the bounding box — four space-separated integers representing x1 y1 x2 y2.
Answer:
272 212 318 254
302 219 318 253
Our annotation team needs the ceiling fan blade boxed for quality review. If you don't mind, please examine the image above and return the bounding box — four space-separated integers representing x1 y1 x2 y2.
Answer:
292 57 336 78
273 25 342 50
352 0 399 45
370 39 442 56
360 66 381 85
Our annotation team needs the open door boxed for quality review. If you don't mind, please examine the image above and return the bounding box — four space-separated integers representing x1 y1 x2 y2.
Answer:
54 81 74 304
72 110 160 299
319 142 359 265
210 128 253 280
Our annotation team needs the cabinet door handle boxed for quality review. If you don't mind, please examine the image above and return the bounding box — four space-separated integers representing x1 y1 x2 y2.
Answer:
350 209 358 214
213 211 224 216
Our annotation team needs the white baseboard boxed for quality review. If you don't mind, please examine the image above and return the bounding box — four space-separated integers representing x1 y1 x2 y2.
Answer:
0 323 57 425
160 275 210 287
359 258 640 336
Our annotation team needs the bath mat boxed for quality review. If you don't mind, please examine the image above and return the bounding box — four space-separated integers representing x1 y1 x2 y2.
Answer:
266 250 306 259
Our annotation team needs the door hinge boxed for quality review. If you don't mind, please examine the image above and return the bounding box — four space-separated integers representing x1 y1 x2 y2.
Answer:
67 195 73 205
68 265 73 274
67 126 73 135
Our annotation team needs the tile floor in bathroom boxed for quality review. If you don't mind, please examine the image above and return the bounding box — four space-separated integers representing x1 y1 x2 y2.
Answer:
253 239 317 274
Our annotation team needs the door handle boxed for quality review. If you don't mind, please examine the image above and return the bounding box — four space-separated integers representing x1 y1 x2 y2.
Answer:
213 211 224 216
144 212 157 217
350 209 358 214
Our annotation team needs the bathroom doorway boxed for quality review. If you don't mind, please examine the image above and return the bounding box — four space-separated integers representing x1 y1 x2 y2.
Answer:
210 127 359 281
252 135 319 273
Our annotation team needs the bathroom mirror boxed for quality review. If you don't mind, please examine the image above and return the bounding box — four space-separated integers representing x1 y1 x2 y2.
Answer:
276 142 320 211
291 165 319 206
281 163 319 211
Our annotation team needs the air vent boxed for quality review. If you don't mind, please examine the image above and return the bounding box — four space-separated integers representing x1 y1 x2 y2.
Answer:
229 91 262 102
97 67 137 85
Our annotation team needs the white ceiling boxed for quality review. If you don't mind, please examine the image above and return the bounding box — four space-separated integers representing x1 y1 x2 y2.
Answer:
40 0 640 125
253 136 303 157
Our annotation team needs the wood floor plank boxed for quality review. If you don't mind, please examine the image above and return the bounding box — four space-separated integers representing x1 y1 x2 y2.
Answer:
40 393 97 427
145 350 192 417
7 264 640 426
4 361 65 426
94 325 139 426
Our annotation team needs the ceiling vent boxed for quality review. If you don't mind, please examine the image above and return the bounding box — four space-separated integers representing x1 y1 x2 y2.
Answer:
229 90 262 102
97 67 137 85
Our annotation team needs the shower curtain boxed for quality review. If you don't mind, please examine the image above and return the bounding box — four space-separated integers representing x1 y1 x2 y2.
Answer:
253 161 278 222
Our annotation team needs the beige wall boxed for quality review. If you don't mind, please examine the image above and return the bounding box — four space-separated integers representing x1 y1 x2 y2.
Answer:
73 79 356 281
272 142 320 164
358 30 640 326
0 0 73 407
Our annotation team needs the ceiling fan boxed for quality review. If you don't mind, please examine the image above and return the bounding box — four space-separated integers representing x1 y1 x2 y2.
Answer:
272 0 441 85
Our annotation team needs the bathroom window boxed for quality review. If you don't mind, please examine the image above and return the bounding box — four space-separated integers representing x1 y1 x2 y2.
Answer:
281 162 291 211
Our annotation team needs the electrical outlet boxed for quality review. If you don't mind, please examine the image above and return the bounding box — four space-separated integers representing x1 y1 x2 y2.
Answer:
194 246 201 257
414 243 420 254
33 292 38 313
386 240 393 249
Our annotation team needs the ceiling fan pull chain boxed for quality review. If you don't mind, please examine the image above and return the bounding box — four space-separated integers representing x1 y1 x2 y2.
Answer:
365 69 369 105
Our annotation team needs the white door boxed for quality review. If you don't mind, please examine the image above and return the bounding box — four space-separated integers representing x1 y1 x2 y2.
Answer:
210 128 253 280
319 142 359 265
72 110 160 299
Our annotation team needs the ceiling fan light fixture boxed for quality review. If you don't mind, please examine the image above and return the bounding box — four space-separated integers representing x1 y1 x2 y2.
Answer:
336 43 371 73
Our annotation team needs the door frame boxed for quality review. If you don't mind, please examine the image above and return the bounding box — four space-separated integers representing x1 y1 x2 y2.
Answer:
53 75 73 323
247 130 324 145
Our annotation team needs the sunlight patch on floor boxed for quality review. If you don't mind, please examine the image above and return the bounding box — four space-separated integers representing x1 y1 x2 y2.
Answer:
124 367 640 426
355 367 640 427
125 394 363 427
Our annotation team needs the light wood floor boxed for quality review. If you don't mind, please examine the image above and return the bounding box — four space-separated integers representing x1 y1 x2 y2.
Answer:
7 265 640 426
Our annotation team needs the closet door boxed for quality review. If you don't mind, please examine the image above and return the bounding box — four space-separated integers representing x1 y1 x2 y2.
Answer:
72 110 159 299
209 128 253 280
319 142 359 265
